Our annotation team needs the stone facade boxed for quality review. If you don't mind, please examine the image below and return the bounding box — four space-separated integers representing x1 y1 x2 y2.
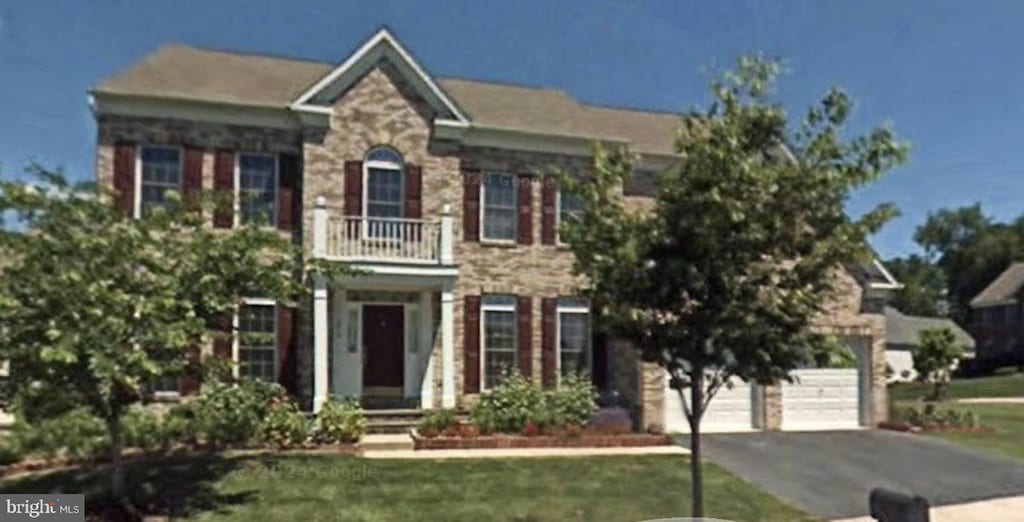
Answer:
93 60 888 427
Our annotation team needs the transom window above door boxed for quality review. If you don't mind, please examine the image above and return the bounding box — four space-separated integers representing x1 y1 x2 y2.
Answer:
364 147 404 219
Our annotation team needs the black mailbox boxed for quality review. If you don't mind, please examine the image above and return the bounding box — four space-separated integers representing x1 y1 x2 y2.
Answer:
869 488 930 522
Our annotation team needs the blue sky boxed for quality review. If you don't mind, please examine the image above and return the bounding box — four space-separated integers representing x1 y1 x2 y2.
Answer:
1 0 1021 258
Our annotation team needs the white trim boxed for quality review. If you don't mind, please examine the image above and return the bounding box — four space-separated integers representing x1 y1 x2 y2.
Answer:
92 92 301 129
313 276 330 412
869 259 903 290
479 172 518 243
363 147 405 222
290 28 468 123
236 300 279 382
235 152 279 228
135 144 184 219
555 303 592 379
441 288 455 407
480 296 517 391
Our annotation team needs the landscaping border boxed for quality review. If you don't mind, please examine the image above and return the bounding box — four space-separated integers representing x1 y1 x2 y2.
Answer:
877 421 994 434
411 429 671 450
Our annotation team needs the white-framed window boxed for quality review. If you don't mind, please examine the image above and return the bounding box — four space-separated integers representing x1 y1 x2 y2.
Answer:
557 298 591 377
137 145 182 217
482 295 517 389
238 300 277 381
481 173 517 241
556 189 584 244
364 147 405 219
237 153 278 226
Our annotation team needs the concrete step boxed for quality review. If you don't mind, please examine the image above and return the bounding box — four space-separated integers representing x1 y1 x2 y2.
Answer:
365 409 424 434
360 433 414 452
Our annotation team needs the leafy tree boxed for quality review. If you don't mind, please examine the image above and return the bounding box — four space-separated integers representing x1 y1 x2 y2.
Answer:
884 254 948 317
0 166 348 499
559 56 906 517
913 327 965 401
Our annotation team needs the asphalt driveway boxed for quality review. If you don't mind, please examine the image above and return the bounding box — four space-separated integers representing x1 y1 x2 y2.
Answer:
677 430 1024 519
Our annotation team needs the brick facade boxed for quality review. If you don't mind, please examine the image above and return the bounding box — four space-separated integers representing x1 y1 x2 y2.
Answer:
94 61 888 427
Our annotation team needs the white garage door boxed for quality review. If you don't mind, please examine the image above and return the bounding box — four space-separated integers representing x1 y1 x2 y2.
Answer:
665 375 756 433
781 369 860 430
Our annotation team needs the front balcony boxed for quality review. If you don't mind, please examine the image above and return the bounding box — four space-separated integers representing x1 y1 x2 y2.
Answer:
313 197 454 266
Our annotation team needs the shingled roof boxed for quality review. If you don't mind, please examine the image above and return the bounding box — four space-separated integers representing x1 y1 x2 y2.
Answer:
885 307 975 351
93 44 682 155
970 262 1024 307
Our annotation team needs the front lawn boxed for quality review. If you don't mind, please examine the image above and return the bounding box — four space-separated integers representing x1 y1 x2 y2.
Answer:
888 371 1024 402
1 454 817 521
924 403 1024 461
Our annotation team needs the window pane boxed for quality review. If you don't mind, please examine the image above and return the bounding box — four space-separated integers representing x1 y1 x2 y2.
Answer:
367 167 404 219
140 147 181 217
484 309 517 388
239 304 276 381
559 190 584 225
239 154 277 226
483 174 517 240
559 312 591 377
367 148 402 165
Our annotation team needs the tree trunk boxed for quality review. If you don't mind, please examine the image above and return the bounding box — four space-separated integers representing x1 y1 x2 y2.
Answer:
689 371 704 518
107 415 125 499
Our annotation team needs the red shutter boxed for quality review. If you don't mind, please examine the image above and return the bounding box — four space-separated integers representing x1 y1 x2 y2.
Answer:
113 143 135 216
344 161 363 216
277 305 296 394
541 297 557 388
517 296 533 377
517 175 533 245
179 345 201 395
182 146 204 212
213 150 235 228
278 153 299 232
213 312 233 360
463 169 481 242
405 164 422 219
541 176 557 245
464 295 481 393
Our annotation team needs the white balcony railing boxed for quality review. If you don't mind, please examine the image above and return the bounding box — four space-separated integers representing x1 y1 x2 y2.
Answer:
312 197 453 265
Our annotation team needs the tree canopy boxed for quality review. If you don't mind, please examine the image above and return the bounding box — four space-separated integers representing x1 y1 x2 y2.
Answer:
560 55 907 516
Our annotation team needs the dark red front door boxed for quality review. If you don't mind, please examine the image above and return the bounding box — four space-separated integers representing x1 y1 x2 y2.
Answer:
362 305 404 388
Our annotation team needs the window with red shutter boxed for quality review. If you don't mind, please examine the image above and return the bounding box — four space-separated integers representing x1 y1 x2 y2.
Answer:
344 160 363 216
463 169 481 241
517 295 533 377
278 153 300 232
464 295 482 393
213 150 235 228
113 143 136 216
541 176 558 245
541 297 558 388
516 175 533 245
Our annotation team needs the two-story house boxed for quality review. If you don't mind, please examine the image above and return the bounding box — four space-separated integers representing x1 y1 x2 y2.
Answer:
90 28 893 431
970 262 1024 367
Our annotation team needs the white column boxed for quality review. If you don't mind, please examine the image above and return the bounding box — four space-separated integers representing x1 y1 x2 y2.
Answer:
312 274 329 413
439 204 454 265
313 196 327 258
441 285 456 408
419 290 435 409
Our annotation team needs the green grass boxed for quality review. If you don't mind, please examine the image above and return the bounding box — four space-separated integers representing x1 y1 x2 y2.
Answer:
888 371 1024 402
922 403 1024 461
0 454 817 521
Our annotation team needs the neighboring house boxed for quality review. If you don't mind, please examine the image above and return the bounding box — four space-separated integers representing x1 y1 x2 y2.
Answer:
969 262 1024 366
885 306 975 382
89 27 895 432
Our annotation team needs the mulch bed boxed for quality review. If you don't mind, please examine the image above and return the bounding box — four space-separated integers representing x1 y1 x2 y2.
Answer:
877 421 995 434
0 444 360 480
411 429 671 450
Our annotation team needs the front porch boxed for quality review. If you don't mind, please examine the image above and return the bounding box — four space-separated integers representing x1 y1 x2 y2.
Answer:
310 197 457 412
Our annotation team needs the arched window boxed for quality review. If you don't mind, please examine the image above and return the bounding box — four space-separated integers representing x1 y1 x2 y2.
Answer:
364 147 404 219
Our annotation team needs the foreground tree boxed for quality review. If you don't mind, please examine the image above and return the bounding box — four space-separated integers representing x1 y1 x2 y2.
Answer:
0 167 346 499
884 254 948 317
913 327 965 401
560 56 907 516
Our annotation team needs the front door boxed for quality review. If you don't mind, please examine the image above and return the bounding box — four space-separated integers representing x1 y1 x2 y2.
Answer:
362 305 405 389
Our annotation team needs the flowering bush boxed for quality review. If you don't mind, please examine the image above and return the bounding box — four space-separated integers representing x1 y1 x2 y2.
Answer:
314 398 367 444
258 398 310 448
418 409 458 438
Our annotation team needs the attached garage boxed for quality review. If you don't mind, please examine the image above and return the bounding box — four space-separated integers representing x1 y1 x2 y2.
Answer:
780 336 872 431
665 375 758 433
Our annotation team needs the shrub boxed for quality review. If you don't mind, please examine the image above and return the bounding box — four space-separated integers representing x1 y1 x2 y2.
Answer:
314 398 367 444
586 407 633 435
193 379 287 446
547 372 597 427
0 436 21 465
258 398 309 448
163 403 198 445
14 407 109 460
470 369 546 434
419 409 458 437
122 406 171 452
890 404 981 428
